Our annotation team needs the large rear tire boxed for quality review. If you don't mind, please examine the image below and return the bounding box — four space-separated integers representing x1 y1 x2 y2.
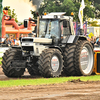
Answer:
63 45 76 76
2 48 25 77
63 40 94 76
38 49 64 78
74 40 94 76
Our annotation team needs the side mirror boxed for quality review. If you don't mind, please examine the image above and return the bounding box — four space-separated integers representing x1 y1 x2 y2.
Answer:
24 20 28 28
63 20 68 27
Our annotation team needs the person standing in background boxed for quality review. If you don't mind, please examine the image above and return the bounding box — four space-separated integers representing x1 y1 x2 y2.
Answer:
15 37 20 46
97 37 100 47
19 34 23 41
3 37 9 47
94 36 97 44
8 37 13 46
90 36 94 48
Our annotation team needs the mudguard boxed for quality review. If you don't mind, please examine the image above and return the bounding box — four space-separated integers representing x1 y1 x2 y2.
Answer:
61 35 87 44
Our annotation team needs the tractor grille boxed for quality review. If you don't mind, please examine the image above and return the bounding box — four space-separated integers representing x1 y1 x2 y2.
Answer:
22 46 34 51
22 39 33 42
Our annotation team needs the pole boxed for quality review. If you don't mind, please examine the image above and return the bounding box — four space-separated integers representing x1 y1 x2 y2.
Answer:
0 0 3 37
37 16 39 37
78 0 85 35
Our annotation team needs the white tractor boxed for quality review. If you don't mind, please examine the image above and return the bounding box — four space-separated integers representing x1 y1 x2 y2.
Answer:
2 12 94 78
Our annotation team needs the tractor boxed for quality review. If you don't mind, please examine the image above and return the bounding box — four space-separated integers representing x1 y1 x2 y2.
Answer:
2 12 94 78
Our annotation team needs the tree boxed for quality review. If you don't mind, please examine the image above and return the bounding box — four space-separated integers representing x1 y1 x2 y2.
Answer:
88 0 100 18
38 0 95 21
84 1 95 20
31 10 39 19
88 21 99 27
72 0 95 21
39 0 62 15
3 6 18 22
61 0 75 16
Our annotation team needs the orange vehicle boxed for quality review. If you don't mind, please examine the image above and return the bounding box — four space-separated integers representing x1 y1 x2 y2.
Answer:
93 47 100 75
2 7 36 39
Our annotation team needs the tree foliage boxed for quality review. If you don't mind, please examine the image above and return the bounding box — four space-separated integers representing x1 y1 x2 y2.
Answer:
37 0 95 21
88 0 100 18
3 6 18 22
88 21 99 27
31 10 39 19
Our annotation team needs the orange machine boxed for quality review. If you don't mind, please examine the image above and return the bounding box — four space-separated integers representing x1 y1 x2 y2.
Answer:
93 48 100 75
2 8 36 39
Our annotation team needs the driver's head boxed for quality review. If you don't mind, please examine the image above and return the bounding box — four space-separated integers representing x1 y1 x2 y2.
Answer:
52 21 58 29
99 37 100 42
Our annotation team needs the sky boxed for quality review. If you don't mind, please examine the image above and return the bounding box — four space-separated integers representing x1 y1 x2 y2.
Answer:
3 0 36 22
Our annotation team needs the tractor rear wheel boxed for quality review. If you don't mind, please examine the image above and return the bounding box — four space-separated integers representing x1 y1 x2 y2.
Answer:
2 48 25 77
63 45 76 76
38 49 64 78
74 40 94 76
63 40 94 76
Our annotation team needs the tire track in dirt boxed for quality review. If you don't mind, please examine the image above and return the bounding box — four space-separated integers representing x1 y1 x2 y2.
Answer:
0 82 100 100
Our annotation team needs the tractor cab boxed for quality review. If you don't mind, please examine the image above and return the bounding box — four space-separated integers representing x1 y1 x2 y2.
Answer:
38 12 75 42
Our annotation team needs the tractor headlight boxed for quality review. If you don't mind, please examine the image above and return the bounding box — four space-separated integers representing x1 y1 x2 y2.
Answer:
30 51 33 55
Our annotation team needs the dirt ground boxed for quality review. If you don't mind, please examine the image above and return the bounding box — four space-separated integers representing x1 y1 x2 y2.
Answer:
0 66 100 100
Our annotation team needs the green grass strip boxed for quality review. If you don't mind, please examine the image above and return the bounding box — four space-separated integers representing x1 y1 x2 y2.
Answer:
0 58 2 65
0 62 2 65
0 75 100 88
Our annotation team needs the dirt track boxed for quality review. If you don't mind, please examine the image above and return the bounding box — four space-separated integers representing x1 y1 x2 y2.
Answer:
0 66 100 100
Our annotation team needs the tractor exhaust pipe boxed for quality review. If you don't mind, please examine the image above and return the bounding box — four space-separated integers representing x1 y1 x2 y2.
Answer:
80 29 84 35
37 16 39 37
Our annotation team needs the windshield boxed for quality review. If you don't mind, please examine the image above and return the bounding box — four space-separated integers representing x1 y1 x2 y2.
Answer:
39 20 47 38
39 19 60 39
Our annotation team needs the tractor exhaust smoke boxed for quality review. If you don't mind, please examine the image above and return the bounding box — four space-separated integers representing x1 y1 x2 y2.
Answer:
30 0 43 11
21 0 43 11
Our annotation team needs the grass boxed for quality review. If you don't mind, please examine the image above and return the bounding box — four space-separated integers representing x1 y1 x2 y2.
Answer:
0 75 100 88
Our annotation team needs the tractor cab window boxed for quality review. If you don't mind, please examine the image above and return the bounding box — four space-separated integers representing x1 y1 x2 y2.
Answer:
39 19 60 39
39 20 47 38
45 20 60 39
60 20 70 37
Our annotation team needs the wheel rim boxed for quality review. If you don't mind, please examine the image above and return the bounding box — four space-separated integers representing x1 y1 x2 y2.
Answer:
80 44 93 74
51 55 59 72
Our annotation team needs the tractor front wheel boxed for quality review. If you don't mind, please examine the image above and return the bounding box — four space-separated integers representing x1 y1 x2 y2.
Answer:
38 49 64 78
2 48 25 77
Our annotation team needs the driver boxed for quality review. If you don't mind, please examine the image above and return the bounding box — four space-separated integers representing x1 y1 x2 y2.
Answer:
50 21 59 37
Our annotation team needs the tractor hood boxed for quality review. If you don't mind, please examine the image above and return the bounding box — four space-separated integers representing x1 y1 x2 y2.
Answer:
22 37 52 45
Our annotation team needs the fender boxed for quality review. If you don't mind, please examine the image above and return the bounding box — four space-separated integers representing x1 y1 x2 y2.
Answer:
49 46 63 53
73 35 87 43
61 35 87 44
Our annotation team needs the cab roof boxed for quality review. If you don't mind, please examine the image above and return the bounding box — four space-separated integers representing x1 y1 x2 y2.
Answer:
40 12 73 20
